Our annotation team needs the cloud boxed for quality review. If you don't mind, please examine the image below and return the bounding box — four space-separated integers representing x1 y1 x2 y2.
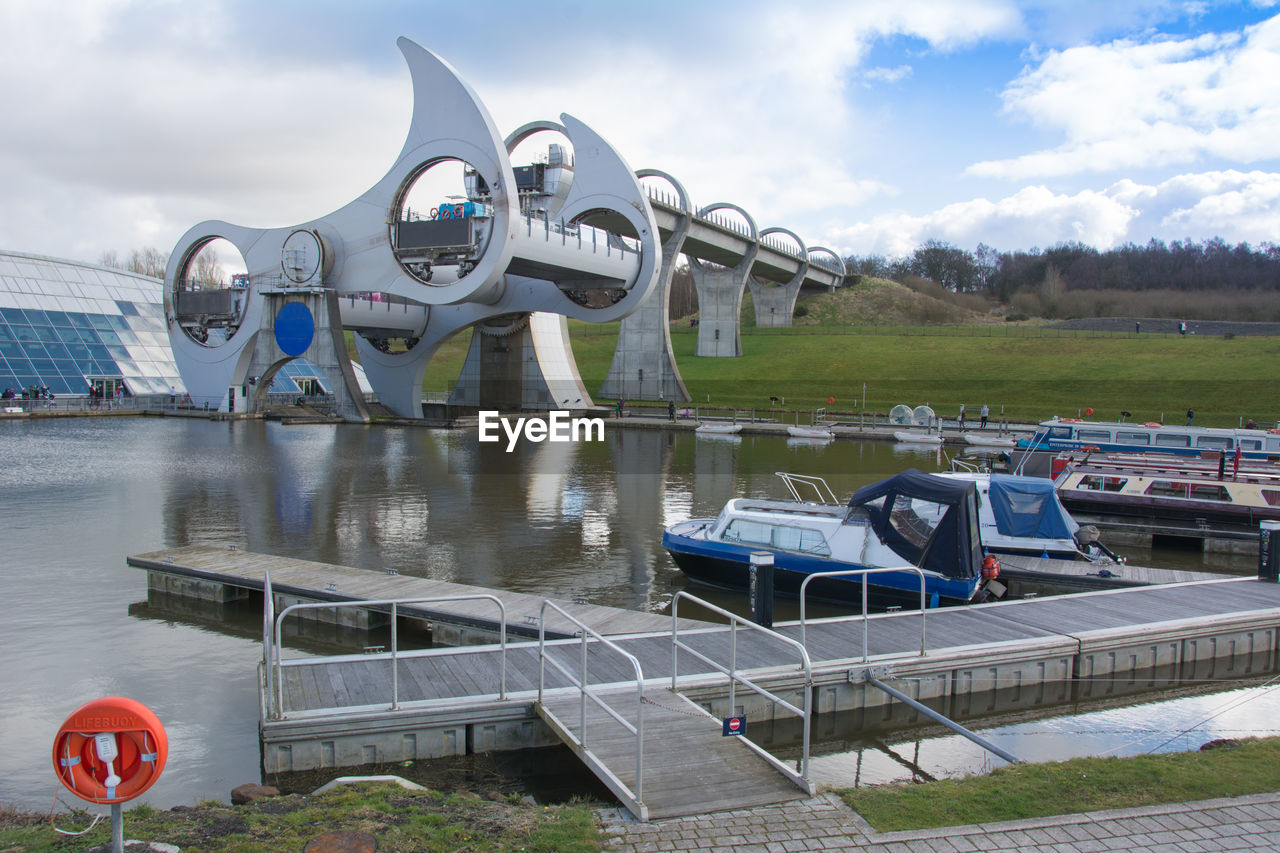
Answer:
968 13 1280 180
831 169 1280 256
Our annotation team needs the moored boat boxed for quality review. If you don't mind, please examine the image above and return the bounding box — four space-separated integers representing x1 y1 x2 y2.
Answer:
1052 450 1280 532
695 422 742 435
893 430 943 445
1019 418 1280 460
938 469 1120 563
662 470 996 610
788 425 835 439
964 433 1016 448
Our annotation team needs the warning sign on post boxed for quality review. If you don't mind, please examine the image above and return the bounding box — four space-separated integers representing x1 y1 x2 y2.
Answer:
722 716 746 737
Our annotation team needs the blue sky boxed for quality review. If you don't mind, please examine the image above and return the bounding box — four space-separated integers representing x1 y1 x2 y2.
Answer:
2 0 1279 265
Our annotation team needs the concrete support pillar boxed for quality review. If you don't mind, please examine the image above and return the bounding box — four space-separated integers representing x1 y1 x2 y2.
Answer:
600 169 692 403
248 291 371 422
747 227 808 329
448 312 591 411
691 260 751 357
691 203 758 358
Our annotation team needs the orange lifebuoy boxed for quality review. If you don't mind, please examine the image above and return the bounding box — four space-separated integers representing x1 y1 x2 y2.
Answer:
53 697 167 804
1144 422 1162 428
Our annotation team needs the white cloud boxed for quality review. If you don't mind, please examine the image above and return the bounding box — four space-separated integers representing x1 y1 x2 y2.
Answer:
830 169 1280 256
968 14 1280 179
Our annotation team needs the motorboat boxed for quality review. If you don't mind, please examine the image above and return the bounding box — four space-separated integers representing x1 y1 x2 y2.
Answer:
937 468 1120 563
696 422 742 435
1052 450 1280 533
788 425 835 439
662 470 997 610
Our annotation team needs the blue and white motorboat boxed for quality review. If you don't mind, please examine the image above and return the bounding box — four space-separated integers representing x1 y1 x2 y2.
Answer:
1018 418 1280 460
662 469 995 610
937 469 1119 563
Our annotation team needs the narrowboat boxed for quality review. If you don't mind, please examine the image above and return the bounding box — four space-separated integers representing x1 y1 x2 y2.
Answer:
1053 450 1280 533
1019 418 1280 460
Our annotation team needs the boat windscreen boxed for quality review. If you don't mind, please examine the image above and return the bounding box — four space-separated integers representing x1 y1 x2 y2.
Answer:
988 474 1078 540
848 469 981 579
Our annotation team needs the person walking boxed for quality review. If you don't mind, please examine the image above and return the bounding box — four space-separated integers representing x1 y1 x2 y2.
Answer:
1186 408 1194 426
958 403 966 431
980 404 989 429
668 400 675 422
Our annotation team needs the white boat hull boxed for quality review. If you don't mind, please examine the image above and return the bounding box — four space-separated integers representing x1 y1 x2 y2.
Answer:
894 430 942 445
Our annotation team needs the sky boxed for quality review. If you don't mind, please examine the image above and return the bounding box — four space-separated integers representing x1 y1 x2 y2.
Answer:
2 0 1280 267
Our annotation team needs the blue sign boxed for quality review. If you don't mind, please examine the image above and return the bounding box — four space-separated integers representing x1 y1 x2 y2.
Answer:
722 716 746 737
274 302 314 356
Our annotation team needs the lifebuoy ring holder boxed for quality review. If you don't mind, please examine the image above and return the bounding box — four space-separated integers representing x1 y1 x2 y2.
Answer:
53 697 168 806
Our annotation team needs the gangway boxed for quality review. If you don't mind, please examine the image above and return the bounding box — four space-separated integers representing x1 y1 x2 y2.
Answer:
535 597 813 821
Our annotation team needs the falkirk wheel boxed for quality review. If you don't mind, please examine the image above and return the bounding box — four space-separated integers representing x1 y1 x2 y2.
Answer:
163 38 658 420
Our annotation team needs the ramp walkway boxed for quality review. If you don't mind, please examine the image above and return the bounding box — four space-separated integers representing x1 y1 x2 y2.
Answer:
539 686 809 821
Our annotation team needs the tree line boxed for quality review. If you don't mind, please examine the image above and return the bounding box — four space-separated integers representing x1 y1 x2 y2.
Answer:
844 238 1280 321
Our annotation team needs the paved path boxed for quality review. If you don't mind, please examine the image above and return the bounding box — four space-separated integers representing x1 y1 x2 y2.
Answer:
599 790 1280 851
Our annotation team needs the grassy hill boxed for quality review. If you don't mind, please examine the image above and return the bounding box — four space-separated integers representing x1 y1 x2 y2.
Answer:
405 281 1277 429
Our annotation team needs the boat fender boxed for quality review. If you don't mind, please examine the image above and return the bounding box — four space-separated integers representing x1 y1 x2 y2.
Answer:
981 554 1001 581
1075 525 1101 546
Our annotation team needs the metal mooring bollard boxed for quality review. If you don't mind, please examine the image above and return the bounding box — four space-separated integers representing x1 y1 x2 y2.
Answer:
749 551 775 629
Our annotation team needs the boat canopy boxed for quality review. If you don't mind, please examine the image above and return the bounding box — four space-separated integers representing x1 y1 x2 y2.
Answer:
987 474 1079 541
847 469 982 579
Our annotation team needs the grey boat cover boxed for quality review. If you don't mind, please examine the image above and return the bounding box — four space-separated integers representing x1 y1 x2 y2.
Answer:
988 473 1078 540
847 469 982 579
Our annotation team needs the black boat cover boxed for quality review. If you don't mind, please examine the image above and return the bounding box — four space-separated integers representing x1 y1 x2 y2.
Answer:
847 468 982 579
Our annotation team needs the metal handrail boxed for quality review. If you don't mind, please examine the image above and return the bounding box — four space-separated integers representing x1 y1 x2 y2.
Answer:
538 600 646 805
670 591 813 784
269 594 507 718
798 567 929 657
776 472 840 504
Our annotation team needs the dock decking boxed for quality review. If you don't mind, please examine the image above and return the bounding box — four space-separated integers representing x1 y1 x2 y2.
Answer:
130 546 1280 821
128 545 709 641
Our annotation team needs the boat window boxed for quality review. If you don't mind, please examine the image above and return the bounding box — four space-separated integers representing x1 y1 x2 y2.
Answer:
1263 490 1280 507
1240 439 1262 451
1115 431 1150 445
721 519 830 555
1196 436 1233 450
722 519 772 547
773 525 831 555
1046 426 1072 439
1188 484 1232 502
1077 429 1112 442
1079 474 1127 492
888 495 944 549
1145 480 1190 499
1155 434 1191 447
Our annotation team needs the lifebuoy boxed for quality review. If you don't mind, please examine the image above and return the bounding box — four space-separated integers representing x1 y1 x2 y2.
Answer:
1144 422 1162 428
53 697 167 804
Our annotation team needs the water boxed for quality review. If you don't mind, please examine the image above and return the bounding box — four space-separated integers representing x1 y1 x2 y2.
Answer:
0 418 1265 809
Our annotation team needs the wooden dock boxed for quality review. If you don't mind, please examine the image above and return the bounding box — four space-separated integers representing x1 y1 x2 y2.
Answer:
128 545 709 642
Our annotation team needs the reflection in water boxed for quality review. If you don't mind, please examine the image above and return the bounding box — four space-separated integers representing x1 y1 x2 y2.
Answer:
0 418 1266 810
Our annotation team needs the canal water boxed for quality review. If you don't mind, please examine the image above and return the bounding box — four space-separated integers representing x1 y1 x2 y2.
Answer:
0 417 1273 810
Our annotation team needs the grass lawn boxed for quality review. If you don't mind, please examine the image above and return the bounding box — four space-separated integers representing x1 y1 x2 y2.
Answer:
552 324 1280 428
841 737 1280 832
